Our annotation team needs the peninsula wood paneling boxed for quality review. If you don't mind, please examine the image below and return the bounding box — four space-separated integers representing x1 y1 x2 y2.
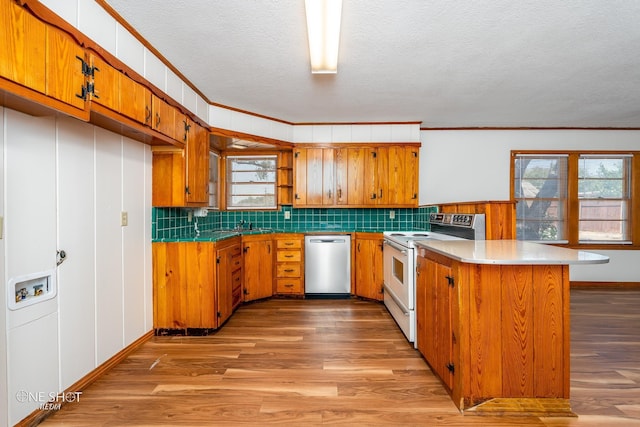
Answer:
438 200 516 239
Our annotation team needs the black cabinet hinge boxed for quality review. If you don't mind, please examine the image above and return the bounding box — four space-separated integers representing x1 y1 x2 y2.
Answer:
371 151 377 158
446 275 455 288
185 186 190 195
446 362 455 374
216 257 220 264
217 311 221 318
294 151 299 158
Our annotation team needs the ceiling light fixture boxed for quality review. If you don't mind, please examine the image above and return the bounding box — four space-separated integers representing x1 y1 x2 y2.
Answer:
304 0 342 74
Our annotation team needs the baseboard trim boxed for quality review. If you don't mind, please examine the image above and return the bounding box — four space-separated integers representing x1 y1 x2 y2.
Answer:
16 330 155 427
571 281 640 289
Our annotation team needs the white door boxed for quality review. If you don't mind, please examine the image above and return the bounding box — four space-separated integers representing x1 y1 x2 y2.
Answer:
4 110 59 425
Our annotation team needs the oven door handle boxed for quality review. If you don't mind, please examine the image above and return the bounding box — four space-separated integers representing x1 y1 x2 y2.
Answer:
383 240 408 254
383 283 410 316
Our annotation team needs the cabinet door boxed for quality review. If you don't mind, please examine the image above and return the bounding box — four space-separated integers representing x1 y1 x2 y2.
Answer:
354 236 383 300
243 239 274 302
184 243 216 329
152 243 187 329
119 74 151 125
322 148 335 205
304 147 324 205
0 1 46 93
435 262 454 390
216 243 241 326
404 147 419 205
185 122 209 204
347 148 368 205
416 257 437 366
151 150 186 207
293 148 308 205
364 148 379 205
151 94 176 139
45 26 86 110
89 54 119 112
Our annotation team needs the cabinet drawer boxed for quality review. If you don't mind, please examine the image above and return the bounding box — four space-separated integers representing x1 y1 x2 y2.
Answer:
230 253 243 270
276 263 301 277
232 270 242 291
276 278 302 294
277 250 301 262
277 239 302 249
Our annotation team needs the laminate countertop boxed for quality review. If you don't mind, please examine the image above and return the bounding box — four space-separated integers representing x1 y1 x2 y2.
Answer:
414 239 610 265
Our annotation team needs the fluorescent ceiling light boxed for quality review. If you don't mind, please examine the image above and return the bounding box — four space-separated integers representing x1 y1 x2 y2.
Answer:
304 0 342 74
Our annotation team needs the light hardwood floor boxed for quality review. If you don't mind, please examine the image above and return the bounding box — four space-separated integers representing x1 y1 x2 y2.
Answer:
40 289 640 426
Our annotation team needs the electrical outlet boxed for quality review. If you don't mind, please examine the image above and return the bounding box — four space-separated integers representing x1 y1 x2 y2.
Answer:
284 211 291 220
121 211 128 226
389 210 395 219
187 210 193 222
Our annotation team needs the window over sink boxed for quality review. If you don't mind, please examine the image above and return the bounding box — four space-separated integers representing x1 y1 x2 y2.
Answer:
226 155 277 209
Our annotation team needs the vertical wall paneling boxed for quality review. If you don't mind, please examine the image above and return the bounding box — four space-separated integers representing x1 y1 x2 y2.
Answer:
94 128 124 364
56 117 97 390
144 148 153 330
122 138 148 346
0 106 8 427
5 110 59 425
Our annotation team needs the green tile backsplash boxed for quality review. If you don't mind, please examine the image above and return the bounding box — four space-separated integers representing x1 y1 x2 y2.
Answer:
152 206 438 240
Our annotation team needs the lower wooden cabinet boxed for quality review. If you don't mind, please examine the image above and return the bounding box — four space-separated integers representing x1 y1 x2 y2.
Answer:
152 237 242 333
275 234 305 295
416 246 570 411
242 234 274 302
354 232 384 300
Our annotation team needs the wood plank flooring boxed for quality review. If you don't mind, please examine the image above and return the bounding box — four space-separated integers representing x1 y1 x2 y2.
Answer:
40 290 640 426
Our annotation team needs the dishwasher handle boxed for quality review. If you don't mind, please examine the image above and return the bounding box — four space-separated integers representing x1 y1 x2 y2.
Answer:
308 238 347 244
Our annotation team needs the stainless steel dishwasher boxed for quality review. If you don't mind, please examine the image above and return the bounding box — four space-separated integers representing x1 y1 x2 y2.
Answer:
304 235 351 298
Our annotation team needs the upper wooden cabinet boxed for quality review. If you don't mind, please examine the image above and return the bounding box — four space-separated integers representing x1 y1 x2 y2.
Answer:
152 120 210 207
89 53 151 126
0 0 46 94
293 145 419 208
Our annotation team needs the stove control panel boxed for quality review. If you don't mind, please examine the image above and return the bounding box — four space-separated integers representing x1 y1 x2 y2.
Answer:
429 213 477 228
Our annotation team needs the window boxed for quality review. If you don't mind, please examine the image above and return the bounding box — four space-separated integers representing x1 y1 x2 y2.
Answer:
208 151 219 209
512 151 638 247
226 155 277 209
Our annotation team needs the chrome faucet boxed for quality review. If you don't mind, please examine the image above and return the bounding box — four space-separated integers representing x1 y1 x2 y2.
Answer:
235 220 246 231
194 217 200 237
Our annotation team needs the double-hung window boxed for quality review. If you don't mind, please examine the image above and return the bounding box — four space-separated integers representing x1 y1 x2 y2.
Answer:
512 151 638 247
226 155 277 209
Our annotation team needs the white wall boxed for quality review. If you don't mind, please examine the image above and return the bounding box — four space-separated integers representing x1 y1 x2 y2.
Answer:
1 108 152 426
419 129 640 282
0 107 8 427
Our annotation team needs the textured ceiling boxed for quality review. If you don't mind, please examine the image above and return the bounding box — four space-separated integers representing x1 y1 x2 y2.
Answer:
104 0 640 128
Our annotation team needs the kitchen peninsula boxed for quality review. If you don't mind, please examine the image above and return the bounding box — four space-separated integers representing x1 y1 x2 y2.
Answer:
414 239 609 414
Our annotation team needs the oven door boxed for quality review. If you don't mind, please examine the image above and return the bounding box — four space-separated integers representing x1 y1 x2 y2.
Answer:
383 239 414 310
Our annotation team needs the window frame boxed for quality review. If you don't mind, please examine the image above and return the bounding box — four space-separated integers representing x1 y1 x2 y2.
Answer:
511 150 640 249
224 154 278 210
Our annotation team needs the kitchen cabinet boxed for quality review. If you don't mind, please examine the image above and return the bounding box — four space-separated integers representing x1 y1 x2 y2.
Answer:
293 145 419 208
293 147 335 206
216 238 243 323
151 94 179 140
88 52 152 126
185 121 210 204
367 146 419 206
152 120 210 207
152 237 242 333
277 150 294 205
242 234 274 302
354 232 384 300
415 245 571 411
45 25 87 111
416 254 456 390
275 234 305 295
0 0 46 94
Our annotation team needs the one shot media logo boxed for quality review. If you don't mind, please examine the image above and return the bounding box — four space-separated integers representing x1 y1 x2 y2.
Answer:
15 390 82 410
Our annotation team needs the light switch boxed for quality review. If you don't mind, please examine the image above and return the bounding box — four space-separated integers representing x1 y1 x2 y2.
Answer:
121 211 128 226
389 210 395 219
284 211 291 220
